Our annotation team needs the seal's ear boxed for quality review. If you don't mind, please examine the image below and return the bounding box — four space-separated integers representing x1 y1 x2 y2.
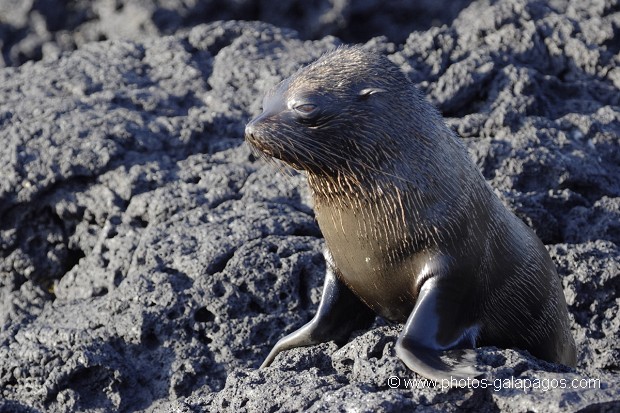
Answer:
358 87 386 99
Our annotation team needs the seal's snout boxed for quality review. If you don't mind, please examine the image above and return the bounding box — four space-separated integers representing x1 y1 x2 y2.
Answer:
245 117 263 145
245 110 270 141
245 117 274 158
244 121 256 141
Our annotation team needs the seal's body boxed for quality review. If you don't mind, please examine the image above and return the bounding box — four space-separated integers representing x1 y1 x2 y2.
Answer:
245 46 576 381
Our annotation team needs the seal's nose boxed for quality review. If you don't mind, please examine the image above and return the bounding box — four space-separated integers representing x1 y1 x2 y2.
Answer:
244 120 257 141
245 111 269 141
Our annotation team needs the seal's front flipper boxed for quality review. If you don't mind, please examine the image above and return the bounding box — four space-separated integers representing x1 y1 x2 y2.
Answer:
395 277 483 383
261 254 375 368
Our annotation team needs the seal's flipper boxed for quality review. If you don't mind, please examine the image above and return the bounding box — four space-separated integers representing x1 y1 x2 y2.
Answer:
397 346 482 384
261 258 375 368
395 277 483 383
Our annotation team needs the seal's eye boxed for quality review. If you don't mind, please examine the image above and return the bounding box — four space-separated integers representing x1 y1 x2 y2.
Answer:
358 87 386 100
293 103 318 117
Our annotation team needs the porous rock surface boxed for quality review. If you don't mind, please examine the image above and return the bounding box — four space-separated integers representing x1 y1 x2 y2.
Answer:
0 0 474 68
0 0 618 412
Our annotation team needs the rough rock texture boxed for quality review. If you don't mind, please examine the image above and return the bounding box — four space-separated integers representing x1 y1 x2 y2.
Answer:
0 0 618 412
0 0 474 68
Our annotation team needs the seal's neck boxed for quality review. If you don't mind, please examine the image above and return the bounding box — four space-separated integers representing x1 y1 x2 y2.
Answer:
307 170 384 208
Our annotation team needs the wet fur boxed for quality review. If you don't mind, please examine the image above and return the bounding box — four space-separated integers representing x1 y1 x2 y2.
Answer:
246 46 576 375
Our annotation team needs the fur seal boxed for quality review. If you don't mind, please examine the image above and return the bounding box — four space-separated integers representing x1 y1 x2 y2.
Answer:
244 45 577 381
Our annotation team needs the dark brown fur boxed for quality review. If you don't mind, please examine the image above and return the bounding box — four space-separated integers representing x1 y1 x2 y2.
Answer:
246 46 576 379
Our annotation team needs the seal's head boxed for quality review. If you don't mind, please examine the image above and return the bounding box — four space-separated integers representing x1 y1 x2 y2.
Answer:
245 46 445 179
